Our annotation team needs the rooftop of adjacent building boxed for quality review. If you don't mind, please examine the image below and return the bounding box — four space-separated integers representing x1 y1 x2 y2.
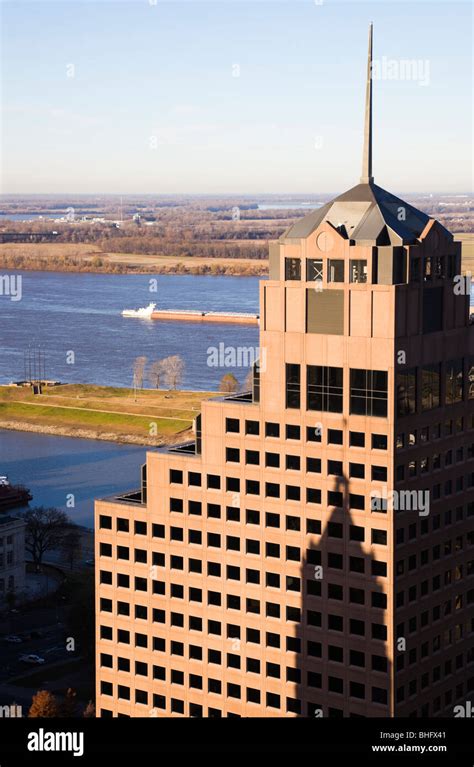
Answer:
0 515 25 528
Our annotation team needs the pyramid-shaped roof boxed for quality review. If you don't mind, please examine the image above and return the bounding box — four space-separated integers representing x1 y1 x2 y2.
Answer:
283 180 436 245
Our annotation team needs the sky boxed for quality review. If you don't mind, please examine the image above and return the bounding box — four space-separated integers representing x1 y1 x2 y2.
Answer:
1 0 472 195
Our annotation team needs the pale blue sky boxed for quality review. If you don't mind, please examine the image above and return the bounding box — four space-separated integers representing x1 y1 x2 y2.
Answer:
1 0 472 194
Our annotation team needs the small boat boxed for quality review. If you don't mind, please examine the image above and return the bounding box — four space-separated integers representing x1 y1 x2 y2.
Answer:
122 302 156 319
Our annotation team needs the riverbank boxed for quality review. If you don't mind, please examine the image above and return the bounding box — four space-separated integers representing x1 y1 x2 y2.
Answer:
0 384 214 446
0 243 268 276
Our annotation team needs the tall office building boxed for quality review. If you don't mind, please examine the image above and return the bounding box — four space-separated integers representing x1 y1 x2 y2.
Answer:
95 26 474 718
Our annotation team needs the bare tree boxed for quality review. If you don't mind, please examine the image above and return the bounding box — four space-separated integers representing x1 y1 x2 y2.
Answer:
132 356 147 390
219 373 239 393
148 359 165 389
24 507 70 571
161 355 185 390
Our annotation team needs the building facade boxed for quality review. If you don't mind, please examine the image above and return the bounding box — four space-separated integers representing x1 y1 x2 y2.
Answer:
95 27 474 718
0 516 26 606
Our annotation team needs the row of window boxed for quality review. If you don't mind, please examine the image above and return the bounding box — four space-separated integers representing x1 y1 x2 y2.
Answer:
397 679 474 714
100 537 388 568
285 365 388 417
99 606 388 641
284 257 368 284
101 679 470 718
396 541 473 574
223 449 388 480
396 591 470 618
396 504 474 545
397 444 473 481
100 679 388 712
396 416 473 450
397 358 473 417
282 255 457 285
224 418 388 449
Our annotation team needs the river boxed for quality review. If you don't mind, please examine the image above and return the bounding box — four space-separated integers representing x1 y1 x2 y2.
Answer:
0 429 146 528
0 271 260 390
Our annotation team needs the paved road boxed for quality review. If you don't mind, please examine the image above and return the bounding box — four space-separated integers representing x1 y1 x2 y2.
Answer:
0 623 70 682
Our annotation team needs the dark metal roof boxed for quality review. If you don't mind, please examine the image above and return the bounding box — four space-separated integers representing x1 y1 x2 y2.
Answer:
282 181 439 245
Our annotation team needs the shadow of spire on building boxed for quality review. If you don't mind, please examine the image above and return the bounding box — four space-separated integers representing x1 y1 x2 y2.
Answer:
295 463 391 717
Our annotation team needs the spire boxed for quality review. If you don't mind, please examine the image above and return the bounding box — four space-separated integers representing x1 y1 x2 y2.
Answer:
360 23 374 184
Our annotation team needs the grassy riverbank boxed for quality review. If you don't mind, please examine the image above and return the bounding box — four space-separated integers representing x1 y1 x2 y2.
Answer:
0 384 215 445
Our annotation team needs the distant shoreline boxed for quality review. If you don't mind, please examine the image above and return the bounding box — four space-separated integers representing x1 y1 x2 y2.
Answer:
0 243 268 276
0 420 168 446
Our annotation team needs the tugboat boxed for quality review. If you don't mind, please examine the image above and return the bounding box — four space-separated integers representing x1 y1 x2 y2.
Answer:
0 476 32 511
122 302 156 319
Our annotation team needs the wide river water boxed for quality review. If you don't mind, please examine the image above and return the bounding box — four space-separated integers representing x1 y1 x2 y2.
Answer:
0 429 147 529
0 271 261 527
0 271 260 390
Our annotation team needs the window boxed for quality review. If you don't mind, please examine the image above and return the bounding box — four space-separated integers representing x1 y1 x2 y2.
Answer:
307 488 321 504
307 366 343 413
421 364 441 411
350 260 367 283
152 523 165 538
372 434 387 450
245 420 260 435
306 425 321 443
396 368 417 417
286 485 300 502
328 491 343 507
350 525 364 542
328 259 344 282
246 479 260 495
286 364 301 408
328 429 343 445
307 259 323 282
351 369 388 417
188 500 202 516
349 462 364 478
350 431 365 447
225 418 239 433
265 422 280 437
225 447 240 463
188 472 201 487
207 504 221 519
286 454 300 471
328 460 343 476
266 452 280 468
170 469 183 484
286 424 300 440
285 258 301 280
446 359 463 405
207 474 221 489
99 515 112 529
170 498 183 513
306 457 321 473
100 543 112 557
